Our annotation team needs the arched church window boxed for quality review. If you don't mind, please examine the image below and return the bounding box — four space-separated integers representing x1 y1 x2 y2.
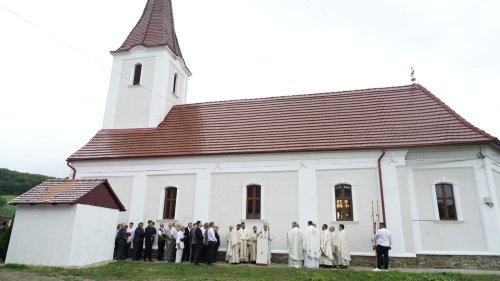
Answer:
246 185 261 219
335 184 353 221
163 187 177 219
172 73 178 94
133 63 142 85
435 183 457 220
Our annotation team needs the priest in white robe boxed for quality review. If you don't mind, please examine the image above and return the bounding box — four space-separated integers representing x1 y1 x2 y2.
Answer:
329 226 339 267
225 226 233 262
227 224 241 264
334 224 351 268
320 224 334 267
239 222 250 262
258 222 273 264
287 222 304 268
248 226 258 263
302 221 321 268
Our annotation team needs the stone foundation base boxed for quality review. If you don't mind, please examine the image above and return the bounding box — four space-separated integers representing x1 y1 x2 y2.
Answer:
128 249 500 270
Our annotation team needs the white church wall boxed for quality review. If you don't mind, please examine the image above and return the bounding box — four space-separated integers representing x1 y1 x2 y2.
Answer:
72 146 500 256
113 56 155 128
145 174 197 224
316 168 379 255
494 169 500 214
6 205 77 266
68 204 118 266
104 176 134 224
396 166 415 254
210 171 298 252
412 167 487 253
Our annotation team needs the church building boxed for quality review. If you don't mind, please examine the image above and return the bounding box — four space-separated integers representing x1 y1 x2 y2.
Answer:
68 0 500 267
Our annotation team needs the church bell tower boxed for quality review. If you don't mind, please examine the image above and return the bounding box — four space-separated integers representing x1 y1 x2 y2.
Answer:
102 0 191 129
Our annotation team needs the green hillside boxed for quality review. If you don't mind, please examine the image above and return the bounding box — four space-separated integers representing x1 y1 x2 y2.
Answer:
0 168 53 195
0 195 16 217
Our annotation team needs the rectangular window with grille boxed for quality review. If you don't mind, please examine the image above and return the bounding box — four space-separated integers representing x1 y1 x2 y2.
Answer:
246 185 261 219
435 183 457 220
335 184 353 221
163 187 177 219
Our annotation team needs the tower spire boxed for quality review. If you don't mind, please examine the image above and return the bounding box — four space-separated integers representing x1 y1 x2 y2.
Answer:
114 0 183 58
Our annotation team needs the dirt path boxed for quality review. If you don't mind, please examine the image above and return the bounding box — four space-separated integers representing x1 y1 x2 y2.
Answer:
0 270 67 281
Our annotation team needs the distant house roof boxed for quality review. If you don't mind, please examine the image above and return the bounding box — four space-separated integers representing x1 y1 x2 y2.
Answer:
68 84 500 161
114 0 183 58
10 179 126 212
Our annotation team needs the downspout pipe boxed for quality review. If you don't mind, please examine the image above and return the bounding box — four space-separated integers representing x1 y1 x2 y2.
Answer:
66 161 76 180
377 149 387 226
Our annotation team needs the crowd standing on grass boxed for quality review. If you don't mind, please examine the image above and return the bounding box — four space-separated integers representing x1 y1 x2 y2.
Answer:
287 221 351 269
115 220 223 265
113 219 361 270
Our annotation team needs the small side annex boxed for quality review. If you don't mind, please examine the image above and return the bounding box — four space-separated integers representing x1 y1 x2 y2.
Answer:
6 179 125 267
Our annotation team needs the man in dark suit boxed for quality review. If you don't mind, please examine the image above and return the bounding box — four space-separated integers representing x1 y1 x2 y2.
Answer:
157 223 167 261
182 222 193 261
116 223 128 260
190 222 198 262
133 222 145 261
144 220 156 262
193 221 204 265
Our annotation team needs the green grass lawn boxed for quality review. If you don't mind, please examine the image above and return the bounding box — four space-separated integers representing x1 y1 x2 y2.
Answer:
1 262 498 281
0 195 16 217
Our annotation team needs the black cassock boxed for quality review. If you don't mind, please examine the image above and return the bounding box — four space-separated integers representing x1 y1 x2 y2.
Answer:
144 226 156 261
133 227 145 260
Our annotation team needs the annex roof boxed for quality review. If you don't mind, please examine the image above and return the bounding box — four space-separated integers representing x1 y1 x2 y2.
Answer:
114 0 183 58
10 179 126 211
68 84 500 161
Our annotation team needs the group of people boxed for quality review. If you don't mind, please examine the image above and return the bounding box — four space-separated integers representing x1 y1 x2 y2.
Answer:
225 222 273 264
115 219 392 270
115 220 220 265
287 221 351 269
114 220 274 265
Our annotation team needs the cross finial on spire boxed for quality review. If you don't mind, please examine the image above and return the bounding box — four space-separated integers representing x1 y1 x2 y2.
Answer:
411 67 416 84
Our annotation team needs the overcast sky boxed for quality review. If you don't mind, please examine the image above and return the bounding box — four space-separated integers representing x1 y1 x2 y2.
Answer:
1 0 499 178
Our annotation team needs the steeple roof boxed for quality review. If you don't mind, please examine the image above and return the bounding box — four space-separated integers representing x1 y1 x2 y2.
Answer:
114 0 183 57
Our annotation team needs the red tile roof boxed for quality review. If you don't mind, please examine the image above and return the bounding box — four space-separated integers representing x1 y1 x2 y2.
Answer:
114 0 183 58
10 179 126 211
68 84 499 161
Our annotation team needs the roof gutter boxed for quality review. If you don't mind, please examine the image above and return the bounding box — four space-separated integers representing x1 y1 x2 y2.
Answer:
66 161 76 180
377 149 387 226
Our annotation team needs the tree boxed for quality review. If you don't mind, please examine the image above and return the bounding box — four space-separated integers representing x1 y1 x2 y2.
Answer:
0 168 54 195
0 219 13 261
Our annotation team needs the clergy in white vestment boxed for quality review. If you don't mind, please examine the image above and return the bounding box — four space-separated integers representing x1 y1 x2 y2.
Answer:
334 224 351 268
248 226 258 263
329 226 339 266
175 224 185 263
239 222 250 262
227 225 241 264
258 222 273 264
287 222 304 268
302 221 321 268
319 224 334 267
225 225 233 262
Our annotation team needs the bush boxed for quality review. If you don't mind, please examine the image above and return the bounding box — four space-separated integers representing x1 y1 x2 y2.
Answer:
0 219 13 261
